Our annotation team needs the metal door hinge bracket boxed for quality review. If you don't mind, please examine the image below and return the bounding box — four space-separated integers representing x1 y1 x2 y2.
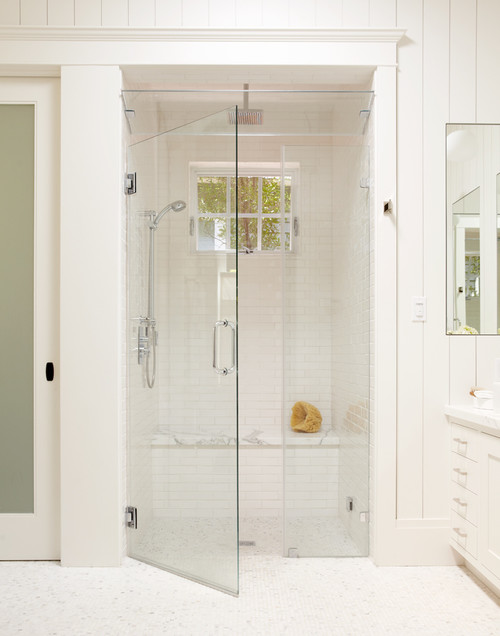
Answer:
125 172 136 195
126 506 137 529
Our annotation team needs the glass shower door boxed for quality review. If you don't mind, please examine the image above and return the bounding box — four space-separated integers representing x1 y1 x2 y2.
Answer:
127 109 239 594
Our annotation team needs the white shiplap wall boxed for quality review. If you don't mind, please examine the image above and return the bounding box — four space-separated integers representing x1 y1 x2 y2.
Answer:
0 0 393 27
395 0 500 524
4 0 500 539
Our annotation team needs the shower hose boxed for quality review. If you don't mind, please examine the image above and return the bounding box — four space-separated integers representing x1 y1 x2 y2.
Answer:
145 325 156 389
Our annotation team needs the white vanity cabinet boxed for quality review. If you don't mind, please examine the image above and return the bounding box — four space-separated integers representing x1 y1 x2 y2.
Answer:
479 433 500 580
445 407 500 595
450 423 480 558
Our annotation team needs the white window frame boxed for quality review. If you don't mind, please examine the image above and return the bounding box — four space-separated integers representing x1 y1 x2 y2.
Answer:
190 161 299 254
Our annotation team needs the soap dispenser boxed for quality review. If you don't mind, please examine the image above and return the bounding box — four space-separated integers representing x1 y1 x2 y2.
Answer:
493 358 500 413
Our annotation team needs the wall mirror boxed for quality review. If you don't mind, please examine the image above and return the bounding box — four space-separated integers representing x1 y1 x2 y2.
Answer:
447 124 500 334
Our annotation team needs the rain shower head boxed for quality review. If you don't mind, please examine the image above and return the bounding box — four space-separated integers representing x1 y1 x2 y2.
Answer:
151 200 186 229
228 84 263 126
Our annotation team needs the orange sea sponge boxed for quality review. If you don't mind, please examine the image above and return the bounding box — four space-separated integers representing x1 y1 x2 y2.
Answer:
290 401 322 433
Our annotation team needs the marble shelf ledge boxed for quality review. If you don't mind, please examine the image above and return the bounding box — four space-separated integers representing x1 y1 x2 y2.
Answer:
445 405 500 438
151 427 339 448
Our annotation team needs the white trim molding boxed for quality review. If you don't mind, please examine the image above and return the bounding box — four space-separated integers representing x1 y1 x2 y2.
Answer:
0 27 404 70
0 30 409 566
0 26 406 43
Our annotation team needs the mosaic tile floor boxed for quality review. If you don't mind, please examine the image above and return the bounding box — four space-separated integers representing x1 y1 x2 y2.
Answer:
239 515 363 556
1 553 500 635
127 515 362 592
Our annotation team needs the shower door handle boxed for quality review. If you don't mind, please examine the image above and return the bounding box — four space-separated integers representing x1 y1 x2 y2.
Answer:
213 319 236 376
226 320 236 375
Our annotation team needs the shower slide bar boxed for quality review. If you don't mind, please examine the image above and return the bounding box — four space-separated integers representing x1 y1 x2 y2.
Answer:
213 319 236 376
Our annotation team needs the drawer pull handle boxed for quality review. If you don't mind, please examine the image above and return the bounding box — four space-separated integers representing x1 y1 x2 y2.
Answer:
453 497 467 507
452 527 467 538
452 438 468 455
453 468 468 476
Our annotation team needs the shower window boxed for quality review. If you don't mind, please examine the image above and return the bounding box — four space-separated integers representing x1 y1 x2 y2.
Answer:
192 163 295 253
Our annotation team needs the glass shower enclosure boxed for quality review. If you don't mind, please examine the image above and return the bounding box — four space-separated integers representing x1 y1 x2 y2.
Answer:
127 109 239 594
126 88 373 595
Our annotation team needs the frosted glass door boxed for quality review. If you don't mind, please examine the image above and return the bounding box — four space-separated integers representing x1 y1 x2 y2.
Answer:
127 109 239 594
0 104 34 514
0 82 60 560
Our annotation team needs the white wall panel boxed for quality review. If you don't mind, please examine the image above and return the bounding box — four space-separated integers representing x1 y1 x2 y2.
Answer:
316 0 342 27
449 0 477 122
129 0 155 26
289 0 315 27
395 0 424 520
476 336 500 389
209 0 235 27
372 65 399 564
262 0 288 28
102 0 128 26
60 65 122 565
422 0 450 520
75 0 102 27
48 0 74 25
0 0 19 25
20 0 47 25
182 0 209 26
156 0 182 26
235 0 262 27
370 0 397 27
449 337 476 404
342 0 369 27
477 0 500 122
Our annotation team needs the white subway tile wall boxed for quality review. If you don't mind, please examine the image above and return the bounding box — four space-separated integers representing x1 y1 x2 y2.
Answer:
332 145 371 554
283 143 370 555
127 138 161 547
367 111 375 557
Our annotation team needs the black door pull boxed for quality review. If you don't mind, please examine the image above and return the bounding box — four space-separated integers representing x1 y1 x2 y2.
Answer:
45 362 54 382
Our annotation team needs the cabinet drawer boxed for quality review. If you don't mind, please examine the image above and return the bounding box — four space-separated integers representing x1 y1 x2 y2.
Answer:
450 481 478 526
451 453 479 494
451 423 479 462
451 510 478 558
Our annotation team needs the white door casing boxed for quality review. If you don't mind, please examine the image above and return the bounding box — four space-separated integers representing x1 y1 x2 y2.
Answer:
0 78 60 560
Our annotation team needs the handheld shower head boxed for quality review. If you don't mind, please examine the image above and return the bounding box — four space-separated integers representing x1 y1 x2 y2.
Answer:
151 200 186 229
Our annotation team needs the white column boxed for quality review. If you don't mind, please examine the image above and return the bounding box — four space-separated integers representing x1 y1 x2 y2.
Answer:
60 65 122 566
372 64 398 565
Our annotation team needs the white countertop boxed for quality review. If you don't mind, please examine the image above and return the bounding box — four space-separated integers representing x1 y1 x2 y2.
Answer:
445 404 500 437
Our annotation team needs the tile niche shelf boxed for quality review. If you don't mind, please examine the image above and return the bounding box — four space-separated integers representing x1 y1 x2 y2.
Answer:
444 405 500 597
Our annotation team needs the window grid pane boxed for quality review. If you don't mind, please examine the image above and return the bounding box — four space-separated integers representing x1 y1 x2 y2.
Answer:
196 173 291 252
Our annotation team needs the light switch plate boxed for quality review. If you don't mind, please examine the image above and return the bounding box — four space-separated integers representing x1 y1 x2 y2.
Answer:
412 296 426 321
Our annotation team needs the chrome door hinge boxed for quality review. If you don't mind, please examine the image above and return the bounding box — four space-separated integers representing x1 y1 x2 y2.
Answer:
125 172 136 195
126 506 137 529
